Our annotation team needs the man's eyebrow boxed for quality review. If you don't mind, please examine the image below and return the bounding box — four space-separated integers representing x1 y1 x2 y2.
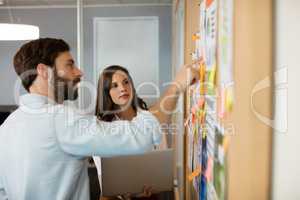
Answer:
66 59 74 64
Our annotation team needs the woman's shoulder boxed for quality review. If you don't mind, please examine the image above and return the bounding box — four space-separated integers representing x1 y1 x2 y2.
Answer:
136 108 151 116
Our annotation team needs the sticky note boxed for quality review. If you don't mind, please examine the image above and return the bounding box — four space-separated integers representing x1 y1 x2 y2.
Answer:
200 84 206 95
208 65 217 92
188 166 201 181
193 124 198 136
223 136 230 153
218 88 226 119
199 62 206 83
205 157 214 182
192 33 200 41
192 113 196 125
198 110 202 124
206 0 214 8
200 110 206 124
191 105 197 115
197 97 205 109
202 129 207 139
225 87 234 112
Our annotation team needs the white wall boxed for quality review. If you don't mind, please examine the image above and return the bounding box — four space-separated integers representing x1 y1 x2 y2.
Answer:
0 5 172 107
93 17 159 106
272 0 300 199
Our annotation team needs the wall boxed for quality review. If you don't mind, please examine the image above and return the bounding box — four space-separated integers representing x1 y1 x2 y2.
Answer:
227 0 273 199
82 6 172 109
272 0 300 199
0 5 172 107
0 8 77 105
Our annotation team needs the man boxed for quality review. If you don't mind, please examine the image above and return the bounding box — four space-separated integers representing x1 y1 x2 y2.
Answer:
0 38 198 200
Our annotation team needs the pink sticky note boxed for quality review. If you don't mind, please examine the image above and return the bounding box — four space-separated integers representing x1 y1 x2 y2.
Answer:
191 106 197 115
205 157 214 182
218 88 226 118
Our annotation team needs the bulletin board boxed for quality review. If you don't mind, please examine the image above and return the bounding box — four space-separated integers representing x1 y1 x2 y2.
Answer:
184 0 234 199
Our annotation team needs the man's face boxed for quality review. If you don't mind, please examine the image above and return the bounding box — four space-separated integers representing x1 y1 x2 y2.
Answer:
52 51 83 102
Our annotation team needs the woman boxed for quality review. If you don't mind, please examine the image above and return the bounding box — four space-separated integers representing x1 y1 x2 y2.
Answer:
93 65 167 199
96 65 147 122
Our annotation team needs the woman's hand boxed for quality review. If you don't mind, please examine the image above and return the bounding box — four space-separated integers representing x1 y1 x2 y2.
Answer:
174 60 201 92
149 60 200 124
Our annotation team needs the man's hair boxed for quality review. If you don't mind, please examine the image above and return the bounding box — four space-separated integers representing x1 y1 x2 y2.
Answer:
13 38 70 91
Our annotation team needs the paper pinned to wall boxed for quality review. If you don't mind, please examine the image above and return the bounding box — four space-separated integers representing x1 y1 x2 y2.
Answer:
185 0 234 199
218 0 234 88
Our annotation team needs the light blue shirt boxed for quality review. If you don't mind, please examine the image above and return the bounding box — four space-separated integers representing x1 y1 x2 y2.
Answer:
0 94 161 200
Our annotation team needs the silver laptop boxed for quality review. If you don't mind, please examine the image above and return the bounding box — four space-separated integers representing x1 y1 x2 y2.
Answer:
101 149 174 197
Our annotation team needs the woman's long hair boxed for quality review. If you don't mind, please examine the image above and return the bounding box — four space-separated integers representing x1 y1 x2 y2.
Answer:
95 65 148 122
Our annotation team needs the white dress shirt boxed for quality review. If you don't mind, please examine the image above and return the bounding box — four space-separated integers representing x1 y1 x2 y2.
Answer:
0 93 161 200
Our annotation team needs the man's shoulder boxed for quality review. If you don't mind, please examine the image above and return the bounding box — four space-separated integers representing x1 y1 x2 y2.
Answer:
0 108 19 127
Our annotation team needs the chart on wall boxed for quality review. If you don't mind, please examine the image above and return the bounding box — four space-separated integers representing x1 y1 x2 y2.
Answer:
185 0 234 199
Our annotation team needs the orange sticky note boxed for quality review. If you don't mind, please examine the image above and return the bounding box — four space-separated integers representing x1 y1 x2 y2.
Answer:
192 113 196 125
200 110 206 124
192 33 200 41
199 62 206 83
205 157 214 182
188 167 201 181
197 97 205 109
206 0 214 8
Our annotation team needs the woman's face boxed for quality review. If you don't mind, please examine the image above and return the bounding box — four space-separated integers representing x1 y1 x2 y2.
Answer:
109 70 133 108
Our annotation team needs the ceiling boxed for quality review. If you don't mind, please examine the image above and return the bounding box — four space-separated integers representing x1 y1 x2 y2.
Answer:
0 0 172 7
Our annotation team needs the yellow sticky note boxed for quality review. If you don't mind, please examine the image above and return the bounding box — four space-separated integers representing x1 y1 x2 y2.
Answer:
202 129 207 139
225 87 234 112
223 136 230 153
208 65 217 89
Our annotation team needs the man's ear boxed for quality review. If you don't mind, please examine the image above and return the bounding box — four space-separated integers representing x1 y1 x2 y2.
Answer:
36 63 49 80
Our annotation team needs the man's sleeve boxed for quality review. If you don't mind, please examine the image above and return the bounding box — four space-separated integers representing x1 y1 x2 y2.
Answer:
54 106 162 157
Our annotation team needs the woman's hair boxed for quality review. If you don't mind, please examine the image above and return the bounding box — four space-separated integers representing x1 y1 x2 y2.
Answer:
95 65 148 122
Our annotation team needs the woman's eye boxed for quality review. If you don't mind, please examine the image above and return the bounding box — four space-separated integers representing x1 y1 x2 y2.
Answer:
124 80 129 85
111 83 118 88
67 63 74 68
